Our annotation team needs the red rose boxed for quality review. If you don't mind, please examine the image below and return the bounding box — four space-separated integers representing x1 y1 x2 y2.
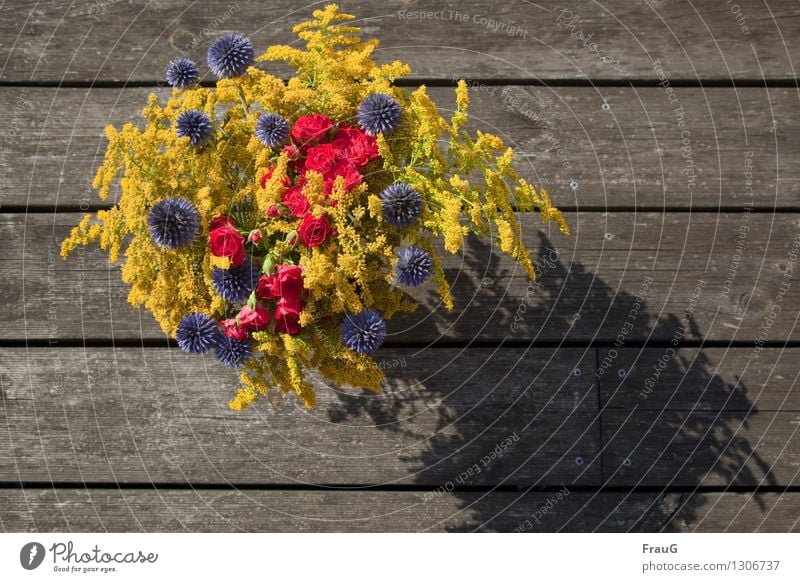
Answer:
220 318 249 341
255 265 304 302
277 295 303 316
283 144 299 160
283 144 304 172
211 215 235 230
331 125 379 167
261 166 291 189
256 274 279 301
220 305 270 341
291 114 334 145
274 302 302 336
323 159 362 194
273 264 304 299
304 143 337 173
266 203 281 218
209 223 245 266
282 185 311 218
238 304 270 330
298 214 334 248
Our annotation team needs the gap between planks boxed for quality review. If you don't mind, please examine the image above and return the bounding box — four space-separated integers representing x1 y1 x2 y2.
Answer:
0 78 797 89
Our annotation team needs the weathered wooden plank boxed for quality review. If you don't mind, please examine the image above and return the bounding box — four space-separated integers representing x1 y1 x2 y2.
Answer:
4 488 796 532
1 86 797 209
600 348 800 488
0 488 667 532
664 492 800 532
2 212 797 343
0 1 797 82
0 347 601 485
600 348 800 411
602 409 800 486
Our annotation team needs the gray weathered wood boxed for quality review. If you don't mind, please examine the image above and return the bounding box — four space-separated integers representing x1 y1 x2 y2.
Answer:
664 492 800 532
2 212 797 343
4 489 798 531
599 348 800 488
2 0 798 535
600 347 800 411
0 346 601 485
602 409 800 487
1 86 797 209
0 488 667 532
0 0 797 82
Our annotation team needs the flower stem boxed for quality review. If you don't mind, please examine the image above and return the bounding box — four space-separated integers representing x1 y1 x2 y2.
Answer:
237 86 250 116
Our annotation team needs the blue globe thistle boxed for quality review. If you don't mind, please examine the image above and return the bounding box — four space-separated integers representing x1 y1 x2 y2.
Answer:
215 335 253 367
211 258 259 302
176 109 213 146
165 57 199 89
341 309 387 355
380 183 422 227
357 93 402 135
255 112 290 147
176 313 219 354
147 197 200 248
395 246 433 287
207 33 254 78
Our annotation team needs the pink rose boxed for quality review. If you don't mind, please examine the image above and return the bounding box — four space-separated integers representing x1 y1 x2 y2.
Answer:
238 304 270 330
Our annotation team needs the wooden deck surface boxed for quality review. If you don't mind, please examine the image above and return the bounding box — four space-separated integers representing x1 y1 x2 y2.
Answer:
1 0 799 532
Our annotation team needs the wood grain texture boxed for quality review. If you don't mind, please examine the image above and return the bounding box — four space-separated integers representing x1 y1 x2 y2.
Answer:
4 488 795 532
3 0 800 535
599 348 800 488
0 346 601 485
602 410 800 487
664 492 800 532
599 347 800 411
0 0 797 82
1 86 798 209
0 488 669 532
3 212 797 343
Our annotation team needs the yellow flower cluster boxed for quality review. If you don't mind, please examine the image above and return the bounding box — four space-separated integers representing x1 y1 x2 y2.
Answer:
61 4 568 410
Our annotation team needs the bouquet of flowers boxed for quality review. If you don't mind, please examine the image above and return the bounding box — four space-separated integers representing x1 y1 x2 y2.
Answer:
62 4 569 410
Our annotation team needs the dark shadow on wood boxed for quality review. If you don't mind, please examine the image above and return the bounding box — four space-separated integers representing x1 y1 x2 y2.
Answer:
325 232 775 531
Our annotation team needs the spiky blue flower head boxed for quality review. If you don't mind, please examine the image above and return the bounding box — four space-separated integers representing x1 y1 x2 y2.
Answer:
147 197 200 248
341 309 386 355
165 57 199 89
215 335 253 367
211 257 259 302
380 183 422 227
357 93 402 135
176 109 213 146
395 246 433 287
176 313 219 354
207 33 254 78
255 112 290 147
